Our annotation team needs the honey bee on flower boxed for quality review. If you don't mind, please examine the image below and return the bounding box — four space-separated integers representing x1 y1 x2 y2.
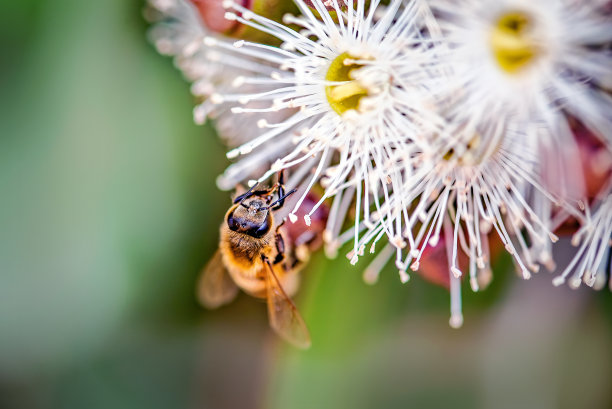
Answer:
204 0 447 267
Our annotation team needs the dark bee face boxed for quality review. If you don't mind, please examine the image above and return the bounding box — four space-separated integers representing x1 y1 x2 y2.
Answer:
227 199 271 238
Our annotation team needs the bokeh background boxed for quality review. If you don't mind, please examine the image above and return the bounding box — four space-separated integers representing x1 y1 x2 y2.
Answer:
1 1 611 408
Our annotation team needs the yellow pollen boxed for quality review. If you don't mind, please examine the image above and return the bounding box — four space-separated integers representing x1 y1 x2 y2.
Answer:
443 133 497 166
325 52 369 115
490 12 538 74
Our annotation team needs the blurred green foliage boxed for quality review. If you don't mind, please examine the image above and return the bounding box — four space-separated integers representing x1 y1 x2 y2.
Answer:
0 1 611 409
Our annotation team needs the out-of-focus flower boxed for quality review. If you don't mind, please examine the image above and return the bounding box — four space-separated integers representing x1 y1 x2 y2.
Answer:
146 0 211 82
145 0 252 121
208 0 445 263
431 0 612 199
146 0 295 186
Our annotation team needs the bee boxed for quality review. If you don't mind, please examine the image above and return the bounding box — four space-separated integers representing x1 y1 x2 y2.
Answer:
197 172 323 348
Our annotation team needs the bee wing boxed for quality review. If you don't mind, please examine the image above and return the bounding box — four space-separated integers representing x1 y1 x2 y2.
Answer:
263 258 311 349
197 249 239 309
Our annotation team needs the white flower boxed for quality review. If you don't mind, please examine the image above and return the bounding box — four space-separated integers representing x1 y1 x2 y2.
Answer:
209 0 445 261
554 191 612 290
431 0 612 200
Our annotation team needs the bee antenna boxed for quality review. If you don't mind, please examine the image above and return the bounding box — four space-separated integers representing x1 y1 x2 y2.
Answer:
240 202 250 209
234 181 259 204
266 188 298 210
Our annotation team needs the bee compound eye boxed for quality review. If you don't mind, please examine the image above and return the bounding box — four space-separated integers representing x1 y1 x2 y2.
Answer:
249 215 270 238
227 211 240 232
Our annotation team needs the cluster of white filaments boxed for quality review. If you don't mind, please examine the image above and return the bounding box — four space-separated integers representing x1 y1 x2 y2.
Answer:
148 0 612 327
554 194 612 291
356 120 580 327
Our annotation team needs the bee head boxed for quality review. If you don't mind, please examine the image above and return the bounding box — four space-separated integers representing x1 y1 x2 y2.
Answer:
227 198 271 238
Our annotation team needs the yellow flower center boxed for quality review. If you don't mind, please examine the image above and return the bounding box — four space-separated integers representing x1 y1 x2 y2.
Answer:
490 12 538 74
325 52 370 115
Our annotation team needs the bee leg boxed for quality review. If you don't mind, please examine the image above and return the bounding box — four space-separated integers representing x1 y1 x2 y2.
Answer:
277 170 285 201
237 186 277 205
272 171 289 211
273 230 286 265
260 171 286 204
253 177 284 202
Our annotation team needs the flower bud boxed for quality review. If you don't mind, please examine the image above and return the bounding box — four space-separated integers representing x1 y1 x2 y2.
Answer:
415 231 503 291
190 0 298 43
571 118 612 201
546 116 612 238
190 0 237 33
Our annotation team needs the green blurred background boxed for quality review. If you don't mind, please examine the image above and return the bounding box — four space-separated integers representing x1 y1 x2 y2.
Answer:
0 1 611 408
